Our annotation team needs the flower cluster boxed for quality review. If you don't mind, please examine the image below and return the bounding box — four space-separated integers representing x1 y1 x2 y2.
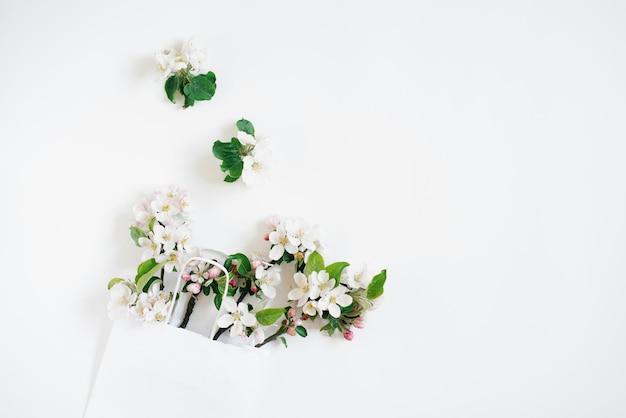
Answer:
265 215 323 267
130 185 194 273
107 188 387 348
107 280 172 323
212 118 275 186
155 37 217 108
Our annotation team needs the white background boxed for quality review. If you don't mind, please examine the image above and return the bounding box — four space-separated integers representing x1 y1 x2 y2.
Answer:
1 1 625 417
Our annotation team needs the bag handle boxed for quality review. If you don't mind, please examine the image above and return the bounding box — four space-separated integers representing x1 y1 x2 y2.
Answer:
166 255 230 339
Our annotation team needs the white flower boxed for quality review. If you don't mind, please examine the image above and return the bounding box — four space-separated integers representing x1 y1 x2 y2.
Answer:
341 263 373 290
268 224 298 260
255 266 281 299
176 224 192 252
107 283 137 320
154 48 185 80
302 300 321 317
151 193 181 224
249 326 265 346
138 235 160 261
155 249 182 272
133 198 154 228
310 270 334 296
287 272 320 307
152 223 177 253
317 285 352 318
181 37 206 75
285 217 318 253
216 298 257 338
237 130 256 146
241 147 274 187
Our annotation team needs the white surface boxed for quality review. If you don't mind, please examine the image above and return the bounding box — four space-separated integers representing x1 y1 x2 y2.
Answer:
1 1 625 417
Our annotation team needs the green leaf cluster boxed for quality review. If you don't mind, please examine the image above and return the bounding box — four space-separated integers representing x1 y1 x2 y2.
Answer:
212 118 255 183
164 70 217 109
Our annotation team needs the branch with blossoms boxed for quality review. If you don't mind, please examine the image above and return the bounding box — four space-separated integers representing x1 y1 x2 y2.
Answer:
107 186 200 324
212 118 275 186
154 37 217 109
106 187 386 348
208 216 387 347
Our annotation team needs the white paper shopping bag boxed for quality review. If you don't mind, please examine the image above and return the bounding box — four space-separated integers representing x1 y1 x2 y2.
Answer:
83 255 272 418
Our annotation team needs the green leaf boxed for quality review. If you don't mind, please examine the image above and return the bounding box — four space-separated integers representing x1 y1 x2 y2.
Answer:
327 316 339 329
135 259 166 292
281 252 294 264
129 226 147 247
325 262 349 283
141 276 162 293
204 70 216 83
183 94 195 108
107 278 126 290
148 217 156 232
202 285 211 296
280 336 288 348
212 140 240 161
214 293 223 310
256 308 286 326
164 75 180 103
236 118 255 136
183 73 216 101
366 269 387 300
295 326 307 337
229 253 251 275
304 251 324 275
223 159 243 182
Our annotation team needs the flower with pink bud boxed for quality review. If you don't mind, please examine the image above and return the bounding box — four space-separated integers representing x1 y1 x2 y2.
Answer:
186 282 201 294
207 266 221 279
344 330 354 341
181 271 191 281
353 317 365 329
250 285 258 293
287 307 296 318
287 326 296 336
294 318 303 326
229 279 238 288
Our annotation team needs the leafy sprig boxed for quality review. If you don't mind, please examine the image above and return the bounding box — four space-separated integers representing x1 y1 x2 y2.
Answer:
212 118 274 186
155 37 217 109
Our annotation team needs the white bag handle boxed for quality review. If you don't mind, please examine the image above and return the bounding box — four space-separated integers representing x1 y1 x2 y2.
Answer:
166 254 230 339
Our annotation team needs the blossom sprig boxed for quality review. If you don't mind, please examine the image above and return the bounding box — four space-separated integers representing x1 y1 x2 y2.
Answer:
155 37 217 109
264 215 323 271
106 187 387 348
130 185 194 276
212 118 275 186
201 216 385 347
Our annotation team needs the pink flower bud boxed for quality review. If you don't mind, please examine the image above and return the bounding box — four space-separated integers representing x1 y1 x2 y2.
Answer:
263 233 270 241
344 330 354 341
186 283 201 294
250 285 258 293
251 260 262 270
229 279 238 288
287 307 296 318
181 271 191 282
207 266 221 279
287 327 296 336
353 317 365 329
294 318 302 326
